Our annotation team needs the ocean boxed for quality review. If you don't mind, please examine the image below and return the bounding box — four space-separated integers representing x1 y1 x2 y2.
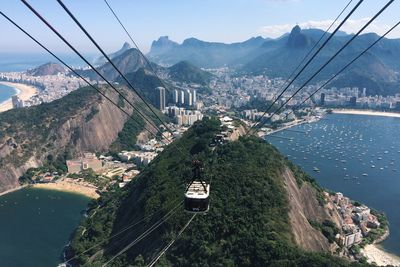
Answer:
266 114 400 256
0 83 17 104
0 52 97 72
0 188 90 267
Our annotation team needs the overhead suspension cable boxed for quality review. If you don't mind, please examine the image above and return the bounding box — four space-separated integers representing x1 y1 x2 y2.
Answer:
20 0 175 148
102 203 182 267
0 13 191 267
281 0 354 88
250 0 395 133
56 0 177 138
0 10 162 146
245 0 364 136
103 0 174 94
285 19 400 120
62 199 183 265
147 214 196 267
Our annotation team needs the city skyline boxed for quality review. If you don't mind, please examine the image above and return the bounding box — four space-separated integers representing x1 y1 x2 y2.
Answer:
1 0 400 55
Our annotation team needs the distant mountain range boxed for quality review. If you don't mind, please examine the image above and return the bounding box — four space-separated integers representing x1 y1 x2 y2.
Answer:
148 27 400 96
76 46 212 106
148 35 268 68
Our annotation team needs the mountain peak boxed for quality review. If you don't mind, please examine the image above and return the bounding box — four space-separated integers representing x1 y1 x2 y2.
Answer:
291 25 301 35
121 42 132 50
287 25 312 48
149 36 179 56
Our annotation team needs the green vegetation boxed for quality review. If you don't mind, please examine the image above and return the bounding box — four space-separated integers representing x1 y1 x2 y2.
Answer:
117 68 163 107
168 61 213 85
67 169 109 189
68 119 370 266
85 107 99 123
309 219 340 243
0 86 99 168
109 114 144 152
286 160 326 206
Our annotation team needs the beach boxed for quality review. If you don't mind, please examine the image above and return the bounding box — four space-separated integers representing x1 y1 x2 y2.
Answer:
33 179 100 199
0 81 38 112
332 109 400 118
362 244 400 266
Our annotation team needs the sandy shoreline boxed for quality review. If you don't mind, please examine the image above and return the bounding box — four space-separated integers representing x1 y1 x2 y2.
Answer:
32 179 100 199
0 81 38 112
362 244 400 266
332 109 400 118
0 185 28 197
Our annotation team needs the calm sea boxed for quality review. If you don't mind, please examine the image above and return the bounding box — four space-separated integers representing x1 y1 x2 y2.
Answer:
0 83 17 104
0 188 90 267
0 52 97 72
266 114 400 256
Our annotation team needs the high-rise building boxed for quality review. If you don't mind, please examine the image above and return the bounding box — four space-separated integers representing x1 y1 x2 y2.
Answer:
185 90 193 107
320 93 325 106
192 89 197 105
11 95 24 108
362 87 367 97
349 96 357 107
172 89 179 104
179 90 185 106
155 87 166 111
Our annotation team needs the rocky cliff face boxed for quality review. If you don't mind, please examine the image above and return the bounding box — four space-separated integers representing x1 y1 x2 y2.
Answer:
0 85 152 193
283 167 341 252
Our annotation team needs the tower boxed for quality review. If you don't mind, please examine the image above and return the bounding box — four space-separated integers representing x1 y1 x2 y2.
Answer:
192 89 197 105
185 90 193 107
179 90 185 106
156 87 166 111
172 89 179 104
320 93 325 106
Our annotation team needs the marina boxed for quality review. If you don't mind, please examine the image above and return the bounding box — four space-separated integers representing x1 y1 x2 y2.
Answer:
266 113 400 256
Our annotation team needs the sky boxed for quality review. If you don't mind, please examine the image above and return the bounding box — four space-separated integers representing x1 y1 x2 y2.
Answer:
0 0 399 55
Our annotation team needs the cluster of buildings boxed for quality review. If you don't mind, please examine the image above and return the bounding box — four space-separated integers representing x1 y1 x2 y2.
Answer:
0 71 94 107
155 86 199 111
165 106 204 126
118 151 158 166
240 109 296 122
318 87 400 110
154 84 204 126
329 192 382 248
11 95 24 109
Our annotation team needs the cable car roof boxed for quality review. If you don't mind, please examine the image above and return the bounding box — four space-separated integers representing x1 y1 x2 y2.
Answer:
185 181 210 199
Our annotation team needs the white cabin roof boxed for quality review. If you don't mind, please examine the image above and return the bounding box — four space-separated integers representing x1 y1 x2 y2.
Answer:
185 181 210 199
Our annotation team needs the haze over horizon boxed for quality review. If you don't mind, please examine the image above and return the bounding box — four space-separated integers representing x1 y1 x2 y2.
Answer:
1 0 400 55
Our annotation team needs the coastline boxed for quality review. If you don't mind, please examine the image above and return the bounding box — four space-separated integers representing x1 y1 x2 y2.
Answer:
32 179 100 199
362 244 400 267
332 109 400 118
0 185 28 197
0 81 38 113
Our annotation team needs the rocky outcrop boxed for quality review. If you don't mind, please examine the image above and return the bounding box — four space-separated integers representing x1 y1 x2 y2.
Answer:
283 167 341 252
0 86 152 193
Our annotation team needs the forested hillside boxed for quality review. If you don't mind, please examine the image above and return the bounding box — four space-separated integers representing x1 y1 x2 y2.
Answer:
0 85 158 193
68 118 370 266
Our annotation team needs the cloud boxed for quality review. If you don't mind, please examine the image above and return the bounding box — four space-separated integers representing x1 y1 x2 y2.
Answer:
258 18 400 38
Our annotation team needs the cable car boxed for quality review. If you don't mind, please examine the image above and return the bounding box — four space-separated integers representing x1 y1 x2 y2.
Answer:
184 160 210 214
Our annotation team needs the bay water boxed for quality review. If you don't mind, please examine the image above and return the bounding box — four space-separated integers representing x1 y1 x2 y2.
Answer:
0 188 90 267
266 114 400 256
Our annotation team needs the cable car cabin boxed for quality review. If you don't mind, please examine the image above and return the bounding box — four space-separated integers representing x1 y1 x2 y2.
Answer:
184 181 210 214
